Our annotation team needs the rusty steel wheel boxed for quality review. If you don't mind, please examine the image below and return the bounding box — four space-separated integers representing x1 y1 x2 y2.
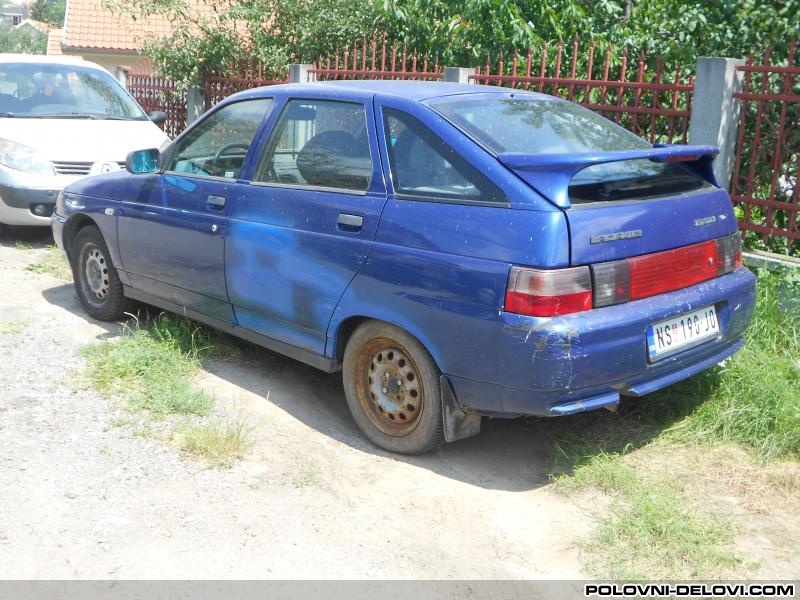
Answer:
72 225 133 321
343 321 444 454
359 342 424 436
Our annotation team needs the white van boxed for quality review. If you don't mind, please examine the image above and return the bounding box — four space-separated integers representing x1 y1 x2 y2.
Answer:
0 54 170 226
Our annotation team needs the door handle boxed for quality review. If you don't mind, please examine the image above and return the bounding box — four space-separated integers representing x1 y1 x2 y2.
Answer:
337 213 363 231
207 195 226 209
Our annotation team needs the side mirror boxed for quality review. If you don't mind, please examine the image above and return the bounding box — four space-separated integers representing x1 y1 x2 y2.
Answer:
125 148 160 174
148 111 167 126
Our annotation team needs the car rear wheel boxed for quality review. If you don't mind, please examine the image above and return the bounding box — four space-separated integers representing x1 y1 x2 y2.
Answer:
343 321 444 454
72 225 133 321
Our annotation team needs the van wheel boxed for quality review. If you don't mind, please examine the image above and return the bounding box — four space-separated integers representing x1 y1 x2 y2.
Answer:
343 321 444 455
72 226 133 321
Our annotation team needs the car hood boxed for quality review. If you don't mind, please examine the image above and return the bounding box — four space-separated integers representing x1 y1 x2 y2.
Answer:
0 118 170 162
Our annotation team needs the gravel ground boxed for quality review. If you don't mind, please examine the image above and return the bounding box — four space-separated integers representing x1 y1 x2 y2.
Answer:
0 228 591 580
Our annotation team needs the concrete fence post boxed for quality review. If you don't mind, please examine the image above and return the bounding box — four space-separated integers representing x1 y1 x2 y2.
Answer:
186 86 205 125
688 57 745 191
443 67 476 84
290 64 316 83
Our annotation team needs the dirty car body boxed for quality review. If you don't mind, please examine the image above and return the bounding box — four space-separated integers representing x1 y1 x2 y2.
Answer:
52 81 756 453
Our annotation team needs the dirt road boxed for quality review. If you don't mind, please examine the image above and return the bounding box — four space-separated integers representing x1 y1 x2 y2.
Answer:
0 228 592 579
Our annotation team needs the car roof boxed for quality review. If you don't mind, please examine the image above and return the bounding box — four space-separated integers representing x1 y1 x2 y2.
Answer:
0 53 107 70
233 79 555 103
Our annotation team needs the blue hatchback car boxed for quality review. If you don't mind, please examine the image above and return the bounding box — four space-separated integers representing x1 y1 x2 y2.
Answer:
52 81 756 454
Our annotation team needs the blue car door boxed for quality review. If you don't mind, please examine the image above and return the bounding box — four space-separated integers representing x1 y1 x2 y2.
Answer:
117 98 274 322
225 96 386 355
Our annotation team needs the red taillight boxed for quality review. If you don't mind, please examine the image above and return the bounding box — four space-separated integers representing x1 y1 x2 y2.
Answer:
628 239 718 300
507 233 742 317
505 266 592 317
592 233 742 308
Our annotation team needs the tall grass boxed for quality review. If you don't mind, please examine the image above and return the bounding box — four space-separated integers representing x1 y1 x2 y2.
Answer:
82 313 233 416
556 453 741 580
652 268 800 458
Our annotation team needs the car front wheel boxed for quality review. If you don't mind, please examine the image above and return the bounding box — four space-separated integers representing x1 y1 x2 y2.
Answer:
343 321 444 454
72 225 132 321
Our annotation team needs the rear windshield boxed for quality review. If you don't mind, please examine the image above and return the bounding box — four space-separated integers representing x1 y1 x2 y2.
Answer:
428 96 709 203
0 62 146 120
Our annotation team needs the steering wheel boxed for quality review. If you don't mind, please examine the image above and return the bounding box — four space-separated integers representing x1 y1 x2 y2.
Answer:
214 142 250 160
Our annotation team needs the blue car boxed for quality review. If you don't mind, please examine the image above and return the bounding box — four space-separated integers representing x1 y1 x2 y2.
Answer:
52 81 756 454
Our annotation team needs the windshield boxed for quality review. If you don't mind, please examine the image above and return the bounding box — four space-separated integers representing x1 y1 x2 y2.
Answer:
427 95 707 199
0 62 146 120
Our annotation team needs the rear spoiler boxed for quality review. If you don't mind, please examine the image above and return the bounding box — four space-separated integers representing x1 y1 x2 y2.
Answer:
497 144 719 208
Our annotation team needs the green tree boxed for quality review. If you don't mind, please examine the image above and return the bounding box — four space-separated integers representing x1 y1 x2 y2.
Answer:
106 0 800 86
0 23 47 54
29 0 66 26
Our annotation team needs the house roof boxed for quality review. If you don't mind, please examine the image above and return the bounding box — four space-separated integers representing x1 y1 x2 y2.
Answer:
47 28 64 55
16 18 52 34
62 0 231 54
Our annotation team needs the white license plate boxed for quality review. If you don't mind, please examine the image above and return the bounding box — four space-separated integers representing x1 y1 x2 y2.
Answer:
646 306 720 360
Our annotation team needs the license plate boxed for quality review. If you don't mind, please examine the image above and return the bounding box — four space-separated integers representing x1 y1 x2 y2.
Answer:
646 306 720 360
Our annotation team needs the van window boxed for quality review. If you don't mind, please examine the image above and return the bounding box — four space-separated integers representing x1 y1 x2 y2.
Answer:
0 62 145 119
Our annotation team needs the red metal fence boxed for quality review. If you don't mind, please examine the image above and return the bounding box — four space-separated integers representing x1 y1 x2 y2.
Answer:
125 35 799 254
470 35 694 144
730 41 800 252
310 38 443 81
127 72 187 139
204 60 288 110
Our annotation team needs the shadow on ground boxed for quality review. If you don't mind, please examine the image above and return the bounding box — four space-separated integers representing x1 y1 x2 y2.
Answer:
0 224 54 249
25 221 714 492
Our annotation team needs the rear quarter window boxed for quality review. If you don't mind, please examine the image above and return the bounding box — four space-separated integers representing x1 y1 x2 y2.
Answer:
383 108 506 205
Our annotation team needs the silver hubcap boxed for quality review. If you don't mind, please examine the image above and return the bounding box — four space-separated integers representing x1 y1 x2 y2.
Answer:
84 247 110 300
367 347 422 428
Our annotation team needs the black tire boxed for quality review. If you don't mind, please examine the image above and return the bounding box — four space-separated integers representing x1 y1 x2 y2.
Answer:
342 321 444 455
71 225 133 321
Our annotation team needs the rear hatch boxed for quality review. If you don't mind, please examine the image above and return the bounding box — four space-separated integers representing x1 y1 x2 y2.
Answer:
497 146 737 265
428 93 738 265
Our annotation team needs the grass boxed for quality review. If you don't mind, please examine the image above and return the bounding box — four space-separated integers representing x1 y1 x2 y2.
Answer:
0 319 31 335
84 313 250 468
645 267 800 458
555 453 741 580
176 419 252 468
291 457 320 488
551 267 799 579
82 313 233 417
26 245 72 281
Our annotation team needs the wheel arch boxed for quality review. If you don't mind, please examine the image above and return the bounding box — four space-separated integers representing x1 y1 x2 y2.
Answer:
332 313 481 445
62 214 100 263
329 313 447 376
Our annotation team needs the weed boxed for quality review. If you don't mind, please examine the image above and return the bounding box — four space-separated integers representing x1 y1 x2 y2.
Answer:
292 458 319 488
555 453 741 580
82 314 232 416
176 419 251 468
0 319 31 335
645 268 800 458
26 245 72 281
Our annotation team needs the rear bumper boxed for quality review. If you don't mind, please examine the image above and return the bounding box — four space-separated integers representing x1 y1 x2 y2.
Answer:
447 267 756 417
